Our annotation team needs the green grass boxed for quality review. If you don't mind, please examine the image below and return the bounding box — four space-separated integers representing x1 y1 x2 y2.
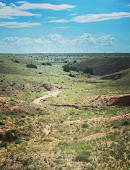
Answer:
0 54 129 169
66 56 130 75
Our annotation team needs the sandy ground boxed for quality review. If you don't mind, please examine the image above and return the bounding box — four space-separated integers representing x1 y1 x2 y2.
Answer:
32 90 62 104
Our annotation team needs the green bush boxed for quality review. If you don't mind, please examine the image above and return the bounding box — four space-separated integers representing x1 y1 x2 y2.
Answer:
122 120 129 126
82 122 89 128
26 64 37 69
15 139 22 144
83 68 94 75
63 65 70 72
0 133 3 140
0 142 7 148
70 66 78 72
41 62 52 66
69 74 76 77
25 137 31 141
5 130 18 142
75 151 91 162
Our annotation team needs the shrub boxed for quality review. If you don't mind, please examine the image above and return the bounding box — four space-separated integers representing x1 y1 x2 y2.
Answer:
0 142 7 148
82 123 89 128
41 63 46 65
69 74 76 77
70 66 78 72
0 133 4 140
122 120 129 126
41 62 52 66
83 68 94 75
75 151 91 162
26 64 37 69
5 130 18 142
15 139 22 144
63 65 70 72
46 62 52 66
0 121 5 125
13 60 19 63
25 137 31 141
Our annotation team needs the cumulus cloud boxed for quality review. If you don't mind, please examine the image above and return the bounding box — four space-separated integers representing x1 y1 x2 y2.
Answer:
72 12 130 23
0 22 41 28
0 33 116 53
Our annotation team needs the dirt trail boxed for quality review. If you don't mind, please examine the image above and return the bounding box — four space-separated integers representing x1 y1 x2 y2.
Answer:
88 113 130 123
32 90 62 105
81 130 115 142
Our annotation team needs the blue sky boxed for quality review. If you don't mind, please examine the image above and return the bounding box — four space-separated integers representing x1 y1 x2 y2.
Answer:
0 0 130 53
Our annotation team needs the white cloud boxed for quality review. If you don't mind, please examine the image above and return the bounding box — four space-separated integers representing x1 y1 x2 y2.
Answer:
0 3 40 19
0 2 6 7
0 1 75 19
17 1 75 11
70 14 77 16
1 33 115 47
0 22 41 28
49 19 69 23
0 33 116 53
48 12 130 23
72 12 130 23
79 33 115 46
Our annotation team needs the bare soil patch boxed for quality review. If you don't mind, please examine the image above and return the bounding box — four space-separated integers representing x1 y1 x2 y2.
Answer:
102 73 121 80
40 84 54 91
96 94 130 106
43 125 51 135
0 103 19 111
32 90 62 105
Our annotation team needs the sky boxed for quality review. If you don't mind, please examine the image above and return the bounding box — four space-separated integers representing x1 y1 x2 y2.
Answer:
0 0 130 53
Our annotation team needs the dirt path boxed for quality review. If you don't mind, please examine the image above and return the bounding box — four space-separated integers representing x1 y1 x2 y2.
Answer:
81 130 115 142
32 90 62 105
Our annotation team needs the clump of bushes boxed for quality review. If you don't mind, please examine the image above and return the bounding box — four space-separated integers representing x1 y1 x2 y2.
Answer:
5 130 18 142
63 65 70 72
41 62 52 66
69 74 76 77
63 65 78 72
13 60 19 63
122 120 129 126
0 142 7 148
26 64 37 69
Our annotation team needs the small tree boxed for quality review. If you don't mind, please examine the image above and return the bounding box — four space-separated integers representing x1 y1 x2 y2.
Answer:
63 65 70 72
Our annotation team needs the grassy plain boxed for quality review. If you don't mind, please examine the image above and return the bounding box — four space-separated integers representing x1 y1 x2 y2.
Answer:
0 54 130 169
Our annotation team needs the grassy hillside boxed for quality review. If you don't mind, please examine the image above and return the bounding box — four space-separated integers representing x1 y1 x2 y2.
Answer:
0 54 130 169
65 56 130 75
